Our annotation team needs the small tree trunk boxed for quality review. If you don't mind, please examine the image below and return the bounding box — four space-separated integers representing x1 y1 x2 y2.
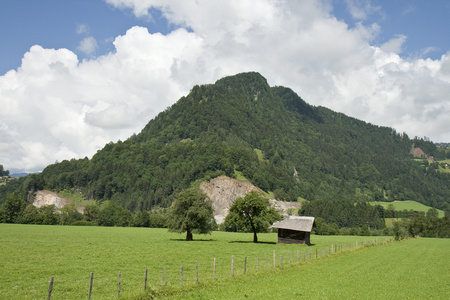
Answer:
186 230 193 241
253 231 258 243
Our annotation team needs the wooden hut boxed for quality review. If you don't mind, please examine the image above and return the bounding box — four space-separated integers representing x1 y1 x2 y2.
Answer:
271 216 315 245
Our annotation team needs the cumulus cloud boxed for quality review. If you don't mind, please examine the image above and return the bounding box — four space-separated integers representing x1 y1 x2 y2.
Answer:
77 36 98 56
1 0 450 172
380 34 407 54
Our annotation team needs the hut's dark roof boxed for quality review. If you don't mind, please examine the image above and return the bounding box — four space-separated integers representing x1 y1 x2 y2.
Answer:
271 216 315 232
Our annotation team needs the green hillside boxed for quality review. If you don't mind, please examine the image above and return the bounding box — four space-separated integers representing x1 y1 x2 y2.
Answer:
371 200 445 218
1 72 449 219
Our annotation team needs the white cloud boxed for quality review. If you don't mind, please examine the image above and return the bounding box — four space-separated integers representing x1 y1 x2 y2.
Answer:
77 36 98 56
380 34 407 54
76 24 89 35
1 0 450 172
344 0 382 21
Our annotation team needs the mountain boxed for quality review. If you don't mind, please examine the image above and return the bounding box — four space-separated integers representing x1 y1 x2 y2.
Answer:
2 72 450 212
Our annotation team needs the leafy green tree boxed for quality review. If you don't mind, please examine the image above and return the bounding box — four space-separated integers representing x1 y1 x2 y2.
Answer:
167 187 215 241
1 194 26 223
19 205 38 224
59 205 83 225
224 191 282 243
97 203 118 226
97 202 133 227
426 208 439 219
36 205 59 225
149 211 168 228
115 207 133 227
134 211 150 227
83 204 100 223
0 164 9 176
392 219 409 240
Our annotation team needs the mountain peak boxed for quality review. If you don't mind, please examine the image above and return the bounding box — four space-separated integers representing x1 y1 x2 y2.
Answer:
7 72 448 215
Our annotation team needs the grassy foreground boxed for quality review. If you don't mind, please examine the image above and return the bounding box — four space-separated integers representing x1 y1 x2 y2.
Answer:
0 224 447 299
163 238 450 299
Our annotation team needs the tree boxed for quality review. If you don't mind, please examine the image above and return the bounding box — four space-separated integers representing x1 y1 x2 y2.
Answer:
36 205 59 225
19 205 38 224
167 187 215 241
59 205 83 225
224 191 282 243
134 211 150 227
1 194 26 223
83 204 100 223
426 207 439 219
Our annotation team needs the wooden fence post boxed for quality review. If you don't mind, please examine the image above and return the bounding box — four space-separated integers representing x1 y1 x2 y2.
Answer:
180 265 184 286
303 249 306 261
47 276 54 300
117 271 121 299
296 250 299 262
244 256 247 274
196 261 199 285
256 257 259 272
280 255 283 267
273 250 276 268
213 258 216 280
88 272 94 300
144 268 148 290
231 255 234 278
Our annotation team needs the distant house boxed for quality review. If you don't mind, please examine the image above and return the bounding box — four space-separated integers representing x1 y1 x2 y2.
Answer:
271 216 315 245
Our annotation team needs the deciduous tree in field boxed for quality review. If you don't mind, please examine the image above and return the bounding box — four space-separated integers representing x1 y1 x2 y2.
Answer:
167 187 215 241
224 191 282 243
1 193 25 223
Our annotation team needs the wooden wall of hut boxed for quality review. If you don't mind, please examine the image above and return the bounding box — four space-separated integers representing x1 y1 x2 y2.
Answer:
277 228 310 245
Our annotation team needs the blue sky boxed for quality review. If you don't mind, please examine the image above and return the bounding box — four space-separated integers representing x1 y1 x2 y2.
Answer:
0 0 177 74
333 0 450 59
1 0 450 172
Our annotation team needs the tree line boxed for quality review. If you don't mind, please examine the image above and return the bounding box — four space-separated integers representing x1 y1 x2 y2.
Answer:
0 193 167 228
392 210 450 239
0 188 282 243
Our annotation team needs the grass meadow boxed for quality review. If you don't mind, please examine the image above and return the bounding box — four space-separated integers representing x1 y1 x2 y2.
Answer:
0 224 448 299
370 200 445 217
169 237 450 300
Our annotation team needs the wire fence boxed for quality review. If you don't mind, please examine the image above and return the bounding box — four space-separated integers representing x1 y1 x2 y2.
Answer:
46 238 392 299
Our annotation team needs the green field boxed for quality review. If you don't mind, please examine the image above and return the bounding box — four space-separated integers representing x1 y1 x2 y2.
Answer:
0 224 448 299
371 200 445 217
167 238 450 299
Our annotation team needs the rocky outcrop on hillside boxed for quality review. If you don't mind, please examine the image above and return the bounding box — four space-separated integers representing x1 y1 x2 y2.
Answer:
200 175 302 223
200 175 258 223
33 190 70 209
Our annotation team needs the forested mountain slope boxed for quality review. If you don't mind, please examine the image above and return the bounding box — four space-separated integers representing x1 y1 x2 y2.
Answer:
2 72 449 212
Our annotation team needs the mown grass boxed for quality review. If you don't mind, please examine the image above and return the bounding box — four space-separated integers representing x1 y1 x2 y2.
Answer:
0 224 386 299
161 238 450 300
371 200 445 217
